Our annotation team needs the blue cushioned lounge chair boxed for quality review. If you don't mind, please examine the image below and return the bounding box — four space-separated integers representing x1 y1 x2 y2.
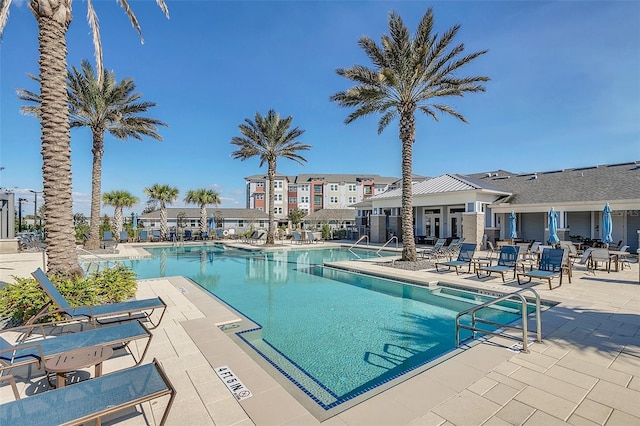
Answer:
476 245 522 282
100 231 117 251
435 243 477 274
517 247 568 289
138 230 150 242
0 358 175 426
0 320 151 374
31 268 167 328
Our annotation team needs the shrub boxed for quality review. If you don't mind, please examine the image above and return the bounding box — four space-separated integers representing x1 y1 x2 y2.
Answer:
0 265 138 324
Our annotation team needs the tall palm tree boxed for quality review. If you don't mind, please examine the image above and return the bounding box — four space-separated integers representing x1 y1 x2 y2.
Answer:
184 189 221 235
230 109 310 245
0 0 169 276
18 60 167 250
102 190 139 236
143 184 179 240
330 9 489 261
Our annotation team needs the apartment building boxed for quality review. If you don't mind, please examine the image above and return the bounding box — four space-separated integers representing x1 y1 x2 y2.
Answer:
245 173 398 221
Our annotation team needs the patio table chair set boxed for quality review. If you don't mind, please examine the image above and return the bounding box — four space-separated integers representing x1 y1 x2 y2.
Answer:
0 268 175 425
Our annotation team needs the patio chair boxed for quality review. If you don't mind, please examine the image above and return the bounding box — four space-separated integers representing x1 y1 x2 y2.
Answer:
616 245 631 270
215 228 225 240
138 230 150 242
0 358 175 426
476 245 522 282
119 230 129 243
291 231 304 244
31 268 167 329
517 247 567 290
306 231 323 244
0 320 152 374
100 231 118 251
572 247 595 275
183 229 193 241
419 238 446 259
249 231 266 245
435 243 477 275
151 230 162 242
200 231 209 240
589 248 614 273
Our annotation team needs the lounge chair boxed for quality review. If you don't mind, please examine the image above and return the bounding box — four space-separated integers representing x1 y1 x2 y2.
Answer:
249 231 266 245
419 238 446 259
200 231 209 240
0 320 152 374
119 230 129 243
183 229 193 241
0 358 175 426
476 245 522 282
151 230 162 242
306 231 323 244
590 248 614 273
215 228 225 240
31 268 167 329
517 247 568 289
435 243 477 274
572 247 595 275
291 231 305 244
100 231 118 251
138 230 150 242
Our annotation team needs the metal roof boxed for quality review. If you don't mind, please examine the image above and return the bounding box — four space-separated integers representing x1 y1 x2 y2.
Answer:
369 174 511 199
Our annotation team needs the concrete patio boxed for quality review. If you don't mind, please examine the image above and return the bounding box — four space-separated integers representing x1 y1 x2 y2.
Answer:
0 242 638 425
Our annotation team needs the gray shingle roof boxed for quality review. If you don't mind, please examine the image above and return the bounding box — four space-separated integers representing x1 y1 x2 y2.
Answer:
467 161 640 204
302 208 357 222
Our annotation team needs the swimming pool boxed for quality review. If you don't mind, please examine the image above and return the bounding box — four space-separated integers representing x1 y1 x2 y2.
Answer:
126 245 538 410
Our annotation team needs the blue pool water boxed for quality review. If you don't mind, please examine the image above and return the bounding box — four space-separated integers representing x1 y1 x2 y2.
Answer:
125 245 535 409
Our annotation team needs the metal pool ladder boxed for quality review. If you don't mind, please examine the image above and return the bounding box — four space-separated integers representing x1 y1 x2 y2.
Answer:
455 288 542 353
348 235 369 258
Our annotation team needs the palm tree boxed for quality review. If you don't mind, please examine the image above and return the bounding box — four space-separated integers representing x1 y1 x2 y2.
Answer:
18 60 167 250
0 0 169 276
330 8 489 261
102 190 139 237
143 184 179 240
230 109 310 245
184 189 221 235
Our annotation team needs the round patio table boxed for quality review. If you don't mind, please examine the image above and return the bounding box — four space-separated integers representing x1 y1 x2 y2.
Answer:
44 345 113 388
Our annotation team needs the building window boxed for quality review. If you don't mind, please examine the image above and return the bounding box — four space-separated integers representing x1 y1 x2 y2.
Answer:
330 184 338 191
289 185 297 192
348 196 356 203
348 184 356 191
275 207 282 214
256 194 264 200
314 185 323 194
288 197 297 204
238 220 245 227
256 182 264 187
275 181 283 189
364 186 372 195
330 196 338 203
274 194 283 202
314 195 322 204
300 196 309 203
300 184 309 191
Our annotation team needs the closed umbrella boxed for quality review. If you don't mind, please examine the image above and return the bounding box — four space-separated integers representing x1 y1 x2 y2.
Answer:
208 214 214 230
548 208 559 245
602 203 613 246
132 213 137 231
509 211 517 240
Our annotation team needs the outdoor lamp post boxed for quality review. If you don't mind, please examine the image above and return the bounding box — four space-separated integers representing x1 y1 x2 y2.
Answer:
17 198 27 232
29 190 43 234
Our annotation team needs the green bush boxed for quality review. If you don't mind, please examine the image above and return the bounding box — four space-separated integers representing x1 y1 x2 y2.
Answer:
0 265 138 324
321 224 331 240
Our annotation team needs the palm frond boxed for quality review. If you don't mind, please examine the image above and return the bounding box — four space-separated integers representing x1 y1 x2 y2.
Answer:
0 0 12 38
86 0 104 82
116 0 144 44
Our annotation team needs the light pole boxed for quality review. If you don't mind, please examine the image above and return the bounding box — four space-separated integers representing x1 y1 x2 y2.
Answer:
29 190 43 235
17 198 27 232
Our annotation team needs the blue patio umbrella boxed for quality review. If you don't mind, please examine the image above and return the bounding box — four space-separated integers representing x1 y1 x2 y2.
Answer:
548 207 559 245
208 214 214 230
602 203 613 245
132 212 137 231
509 211 517 239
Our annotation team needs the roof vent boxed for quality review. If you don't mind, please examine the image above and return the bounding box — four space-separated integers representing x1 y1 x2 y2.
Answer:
485 173 491 177
530 173 538 180
493 173 499 177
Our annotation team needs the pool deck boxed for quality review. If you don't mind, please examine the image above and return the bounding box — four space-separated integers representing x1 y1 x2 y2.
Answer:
1 242 639 425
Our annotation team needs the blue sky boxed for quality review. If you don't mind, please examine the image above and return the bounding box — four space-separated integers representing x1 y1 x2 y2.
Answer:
1 1 639 216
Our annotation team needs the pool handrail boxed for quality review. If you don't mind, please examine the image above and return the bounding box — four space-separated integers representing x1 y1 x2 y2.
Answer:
376 236 398 256
454 287 542 353
348 235 369 258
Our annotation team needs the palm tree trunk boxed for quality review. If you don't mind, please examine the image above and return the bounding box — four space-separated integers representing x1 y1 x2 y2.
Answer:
35 3 81 276
200 205 206 234
114 206 123 235
400 107 417 261
267 159 276 245
86 132 104 249
160 202 168 239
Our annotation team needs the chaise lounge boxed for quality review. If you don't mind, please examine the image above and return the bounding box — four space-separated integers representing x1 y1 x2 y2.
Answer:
517 247 568 289
31 268 167 329
476 245 522 282
435 243 477 274
0 358 175 426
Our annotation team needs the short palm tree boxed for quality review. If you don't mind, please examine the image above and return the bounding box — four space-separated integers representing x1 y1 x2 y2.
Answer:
19 60 167 250
0 0 169 276
143 184 179 240
330 8 489 261
184 189 221 234
230 110 310 245
102 190 139 237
